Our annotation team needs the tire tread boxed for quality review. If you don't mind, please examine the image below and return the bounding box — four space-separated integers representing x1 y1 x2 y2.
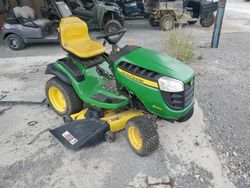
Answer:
45 77 82 116
126 116 159 156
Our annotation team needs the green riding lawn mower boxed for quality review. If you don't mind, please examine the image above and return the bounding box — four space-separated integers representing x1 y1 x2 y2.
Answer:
45 16 195 156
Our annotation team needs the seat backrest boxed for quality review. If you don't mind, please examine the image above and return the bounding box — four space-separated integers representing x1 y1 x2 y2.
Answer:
55 2 73 18
68 0 81 10
60 17 89 46
13 6 35 20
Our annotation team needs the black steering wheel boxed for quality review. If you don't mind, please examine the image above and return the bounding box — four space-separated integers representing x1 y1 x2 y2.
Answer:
96 29 127 45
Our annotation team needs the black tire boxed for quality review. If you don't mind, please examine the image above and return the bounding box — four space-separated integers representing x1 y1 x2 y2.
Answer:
160 14 175 31
149 14 158 27
63 115 73 123
177 107 194 122
125 116 159 156
105 131 116 143
144 13 149 18
200 14 215 27
188 20 198 25
6 34 25 50
45 77 83 116
104 19 122 34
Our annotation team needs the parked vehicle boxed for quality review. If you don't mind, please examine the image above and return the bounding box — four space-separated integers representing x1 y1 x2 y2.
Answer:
106 0 146 17
146 0 198 31
185 0 218 27
0 0 60 50
41 0 124 33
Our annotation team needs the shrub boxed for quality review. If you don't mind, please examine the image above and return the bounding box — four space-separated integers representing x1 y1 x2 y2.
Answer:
163 29 195 64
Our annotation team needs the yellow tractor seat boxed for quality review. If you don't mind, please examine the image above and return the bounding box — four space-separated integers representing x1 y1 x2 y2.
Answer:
59 17 106 59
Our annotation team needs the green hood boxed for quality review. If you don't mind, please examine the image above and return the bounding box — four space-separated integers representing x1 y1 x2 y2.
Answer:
121 48 194 83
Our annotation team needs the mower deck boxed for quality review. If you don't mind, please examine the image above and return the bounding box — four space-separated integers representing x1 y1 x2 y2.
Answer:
71 108 145 133
50 118 109 150
50 108 144 150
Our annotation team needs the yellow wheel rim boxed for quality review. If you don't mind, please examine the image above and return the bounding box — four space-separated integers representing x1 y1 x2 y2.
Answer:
48 87 66 113
128 127 142 150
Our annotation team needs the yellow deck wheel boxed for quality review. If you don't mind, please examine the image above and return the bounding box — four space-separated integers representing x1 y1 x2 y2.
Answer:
48 87 66 113
128 127 142 150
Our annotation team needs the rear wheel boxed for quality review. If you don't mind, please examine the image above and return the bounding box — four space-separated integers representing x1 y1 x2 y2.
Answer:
160 14 175 31
149 14 158 27
200 14 215 27
188 20 198 25
6 34 25 50
126 116 159 156
45 77 83 116
104 20 122 34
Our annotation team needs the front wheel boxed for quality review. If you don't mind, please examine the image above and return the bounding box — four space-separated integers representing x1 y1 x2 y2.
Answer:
188 20 198 25
200 14 215 27
160 14 175 31
126 116 159 156
6 34 25 50
104 20 122 34
176 107 194 122
149 14 159 27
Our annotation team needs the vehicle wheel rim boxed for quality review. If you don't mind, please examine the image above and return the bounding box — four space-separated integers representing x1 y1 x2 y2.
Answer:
128 127 142 150
203 19 209 25
8 37 20 49
108 24 119 33
202 17 213 26
163 20 173 30
48 87 66 113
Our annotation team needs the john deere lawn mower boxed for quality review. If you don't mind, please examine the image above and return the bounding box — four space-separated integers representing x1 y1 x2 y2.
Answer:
45 16 195 156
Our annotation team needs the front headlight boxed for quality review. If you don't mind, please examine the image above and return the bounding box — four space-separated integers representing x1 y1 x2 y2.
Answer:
158 76 184 92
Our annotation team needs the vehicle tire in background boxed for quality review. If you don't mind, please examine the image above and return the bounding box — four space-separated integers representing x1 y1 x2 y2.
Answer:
149 14 159 27
188 20 198 25
200 14 215 27
104 20 122 34
144 13 149 18
6 34 25 50
160 14 175 31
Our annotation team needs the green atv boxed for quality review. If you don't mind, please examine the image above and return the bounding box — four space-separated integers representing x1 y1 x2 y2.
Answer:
41 0 124 33
45 16 195 156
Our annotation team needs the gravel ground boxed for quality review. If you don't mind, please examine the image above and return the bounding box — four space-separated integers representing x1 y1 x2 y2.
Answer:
194 33 250 188
0 1 250 188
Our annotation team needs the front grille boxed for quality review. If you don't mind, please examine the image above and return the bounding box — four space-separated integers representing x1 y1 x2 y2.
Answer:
118 61 161 81
161 79 195 110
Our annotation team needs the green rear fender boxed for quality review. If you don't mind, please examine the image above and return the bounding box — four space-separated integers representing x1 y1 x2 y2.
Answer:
53 59 129 109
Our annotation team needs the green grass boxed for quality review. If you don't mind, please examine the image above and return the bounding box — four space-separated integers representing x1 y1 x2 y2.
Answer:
163 29 195 64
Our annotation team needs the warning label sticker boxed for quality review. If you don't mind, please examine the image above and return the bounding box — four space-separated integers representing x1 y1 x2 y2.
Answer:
62 131 78 145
